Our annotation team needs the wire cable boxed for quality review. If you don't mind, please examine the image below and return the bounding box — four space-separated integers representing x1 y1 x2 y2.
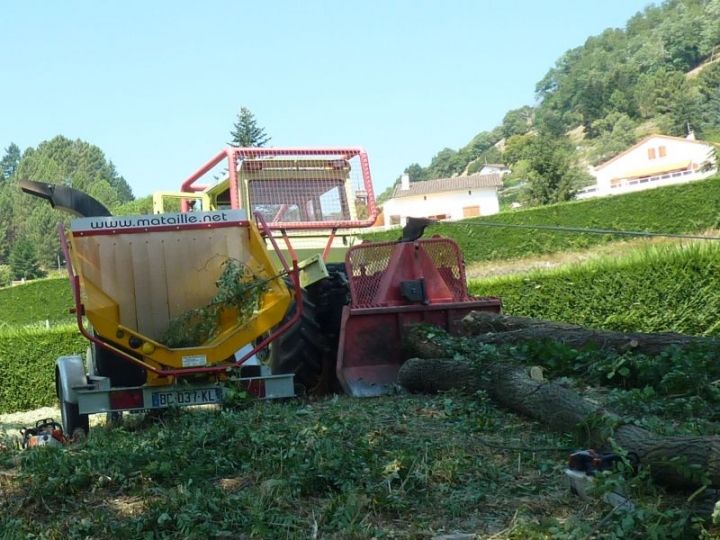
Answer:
452 220 720 241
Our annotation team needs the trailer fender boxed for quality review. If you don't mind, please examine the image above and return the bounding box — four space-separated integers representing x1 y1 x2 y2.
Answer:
55 355 86 404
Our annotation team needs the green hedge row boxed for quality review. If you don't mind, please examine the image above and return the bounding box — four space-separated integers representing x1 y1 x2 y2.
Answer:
365 176 720 263
0 278 74 327
469 243 720 336
0 325 86 413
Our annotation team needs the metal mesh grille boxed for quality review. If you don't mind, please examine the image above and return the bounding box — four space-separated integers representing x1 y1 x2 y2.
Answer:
345 238 469 307
422 239 467 299
238 150 368 229
346 241 395 307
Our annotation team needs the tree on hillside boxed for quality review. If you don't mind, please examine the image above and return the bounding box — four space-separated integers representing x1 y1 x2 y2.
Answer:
113 195 154 216
426 148 464 179
503 133 589 205
501 106 534 138
8 136 135 267
0 184 14 263
696 64 720 136
14 137 134 205
589 112 639 164
523 136 589 205
397 0 720 202
403 163 427 182
229 107 271 147
9 238 45 280
1 143 21 179
377 179 400 204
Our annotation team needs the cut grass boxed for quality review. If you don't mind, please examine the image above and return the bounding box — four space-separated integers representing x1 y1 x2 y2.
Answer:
0 394 596 538
1 388 712 539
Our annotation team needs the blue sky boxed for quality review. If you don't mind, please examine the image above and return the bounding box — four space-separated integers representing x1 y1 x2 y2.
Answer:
1 1 653 198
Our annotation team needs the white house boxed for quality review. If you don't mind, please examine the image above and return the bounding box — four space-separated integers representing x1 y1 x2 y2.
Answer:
577 134 717 199
382 173 502 228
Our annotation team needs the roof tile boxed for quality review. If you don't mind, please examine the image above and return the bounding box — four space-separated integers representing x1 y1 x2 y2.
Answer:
391 173 502 199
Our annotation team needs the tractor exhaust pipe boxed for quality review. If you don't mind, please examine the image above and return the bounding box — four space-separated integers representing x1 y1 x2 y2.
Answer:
19 180 112 217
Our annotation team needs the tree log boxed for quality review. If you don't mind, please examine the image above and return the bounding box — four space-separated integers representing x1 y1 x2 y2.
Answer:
461 311 720 356
399 356 720 489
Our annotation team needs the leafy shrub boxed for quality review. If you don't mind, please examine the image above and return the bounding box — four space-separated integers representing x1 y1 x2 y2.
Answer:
0 278 73 327
470 243 720 336
0 325 85 413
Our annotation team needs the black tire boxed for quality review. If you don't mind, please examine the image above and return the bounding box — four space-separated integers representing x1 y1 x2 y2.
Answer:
93 342 146 388
268 266 349 393
56 368 89 438
268 287 331 393
306 263 349 336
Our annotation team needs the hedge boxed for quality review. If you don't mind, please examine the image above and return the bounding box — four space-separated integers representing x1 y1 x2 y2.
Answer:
0 278 74 327
469 242 720 336
364 176 720 263
0 325 86 413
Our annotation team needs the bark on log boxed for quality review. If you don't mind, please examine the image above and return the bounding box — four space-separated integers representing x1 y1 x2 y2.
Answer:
399 356 720 490
461 311 720 356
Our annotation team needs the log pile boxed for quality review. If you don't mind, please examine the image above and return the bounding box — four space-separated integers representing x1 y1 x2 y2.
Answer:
398 314 720 490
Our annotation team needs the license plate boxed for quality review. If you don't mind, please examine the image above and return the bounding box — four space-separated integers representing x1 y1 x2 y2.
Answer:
150 388 222 408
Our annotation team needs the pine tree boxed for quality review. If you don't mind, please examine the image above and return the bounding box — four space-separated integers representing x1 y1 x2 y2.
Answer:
0 143 21 179
229 107 271 147
9 239 46 280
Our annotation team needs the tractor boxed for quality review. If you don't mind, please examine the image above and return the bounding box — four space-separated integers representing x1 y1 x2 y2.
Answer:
21 147 501 437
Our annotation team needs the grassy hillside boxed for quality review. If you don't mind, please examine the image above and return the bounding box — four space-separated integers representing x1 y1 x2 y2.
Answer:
470 242 720 336
0 278 73 327
366 176 720 263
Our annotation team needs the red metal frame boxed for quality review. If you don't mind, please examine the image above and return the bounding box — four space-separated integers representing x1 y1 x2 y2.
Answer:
335 238 502 396
179 147 378 230
59 216 303 379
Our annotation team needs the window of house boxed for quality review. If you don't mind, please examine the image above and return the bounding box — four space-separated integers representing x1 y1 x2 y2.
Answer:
390 215 401 225
463 206 480 217
428 214 448 221
648 148 656 160
659 145 667 157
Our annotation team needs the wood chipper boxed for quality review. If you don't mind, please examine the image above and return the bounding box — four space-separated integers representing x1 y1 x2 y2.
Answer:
20 147 501 436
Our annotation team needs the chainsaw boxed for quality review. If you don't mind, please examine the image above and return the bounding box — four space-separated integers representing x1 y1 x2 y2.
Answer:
20 418 66 448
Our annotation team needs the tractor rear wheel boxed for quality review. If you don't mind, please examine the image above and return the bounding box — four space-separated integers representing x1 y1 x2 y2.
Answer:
268 289 330 393
268 265 350 394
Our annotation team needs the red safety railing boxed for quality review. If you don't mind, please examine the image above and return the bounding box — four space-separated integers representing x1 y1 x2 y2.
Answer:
179 147 378 230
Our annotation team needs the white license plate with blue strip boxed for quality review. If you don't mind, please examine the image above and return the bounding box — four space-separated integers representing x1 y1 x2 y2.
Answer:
150 387 222 408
